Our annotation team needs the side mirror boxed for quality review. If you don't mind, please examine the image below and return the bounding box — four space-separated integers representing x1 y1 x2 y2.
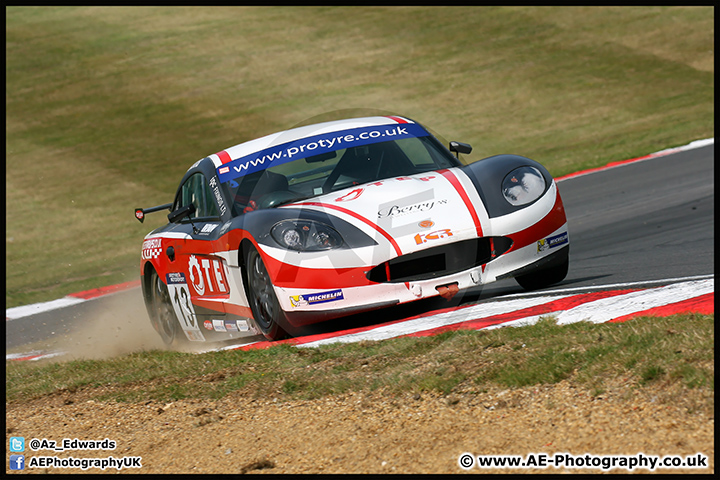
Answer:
449 141 472 157
168 204 196 224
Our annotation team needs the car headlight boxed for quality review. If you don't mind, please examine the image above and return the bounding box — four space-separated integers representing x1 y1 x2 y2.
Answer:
271 220 344 251
502 166 546 206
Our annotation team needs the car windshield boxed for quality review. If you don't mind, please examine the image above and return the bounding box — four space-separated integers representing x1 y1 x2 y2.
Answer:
218 122 462 216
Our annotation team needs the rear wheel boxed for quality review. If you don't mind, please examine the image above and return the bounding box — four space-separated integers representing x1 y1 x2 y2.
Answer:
245 245 289 340
515 257 569 291
148 269 185 346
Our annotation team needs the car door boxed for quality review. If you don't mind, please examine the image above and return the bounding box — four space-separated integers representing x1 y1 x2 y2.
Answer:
166 171 232 337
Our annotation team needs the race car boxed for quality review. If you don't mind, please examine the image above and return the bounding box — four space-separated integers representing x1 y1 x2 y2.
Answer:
135 115 569 344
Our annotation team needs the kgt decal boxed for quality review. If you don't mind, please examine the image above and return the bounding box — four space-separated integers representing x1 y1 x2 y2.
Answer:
414 229 453 245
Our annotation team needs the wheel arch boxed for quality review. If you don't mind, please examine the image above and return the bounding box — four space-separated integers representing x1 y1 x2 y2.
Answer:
237 238 256 300
141 261 158 309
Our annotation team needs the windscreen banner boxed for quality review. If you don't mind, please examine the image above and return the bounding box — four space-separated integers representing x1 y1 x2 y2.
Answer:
217 123 430 182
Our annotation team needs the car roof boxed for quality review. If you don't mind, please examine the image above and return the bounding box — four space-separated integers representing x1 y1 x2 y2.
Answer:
206 115 415 169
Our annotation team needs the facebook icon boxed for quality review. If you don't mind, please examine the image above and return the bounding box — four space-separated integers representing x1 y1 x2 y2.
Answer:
10 455 25 471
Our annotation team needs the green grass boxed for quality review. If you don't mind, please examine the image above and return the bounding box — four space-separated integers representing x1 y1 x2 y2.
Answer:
5 6 714 308
472 315 714 392
6 314 714 405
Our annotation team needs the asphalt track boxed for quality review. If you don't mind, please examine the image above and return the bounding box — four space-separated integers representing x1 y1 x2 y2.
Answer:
5 141 714 356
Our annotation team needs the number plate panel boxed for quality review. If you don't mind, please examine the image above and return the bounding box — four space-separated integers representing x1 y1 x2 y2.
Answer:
166 272 205 341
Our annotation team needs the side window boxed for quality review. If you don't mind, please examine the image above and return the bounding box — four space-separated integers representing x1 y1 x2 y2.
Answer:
179 173 219 219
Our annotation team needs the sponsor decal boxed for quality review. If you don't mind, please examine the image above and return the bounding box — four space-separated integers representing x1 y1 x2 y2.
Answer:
290 289 344 308
224 321 239 332
397 176 436 182
166 272 187 284
414 229 453 245
217 123 430 183
334 177 438 203
185 331 206 341
200 223 219 235
219 166 230 174
418 220 434 229
188 255 229 296
537 232 569 253
212 319 226 332
335 188 364 202
204 320 213 331
188 255 205 295
208 177 227 216
142 238 162 260
219 222 232 235
236 320 250 332
378 199 447 219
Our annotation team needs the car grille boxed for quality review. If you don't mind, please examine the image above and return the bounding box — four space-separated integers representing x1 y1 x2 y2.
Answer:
366 236 513 283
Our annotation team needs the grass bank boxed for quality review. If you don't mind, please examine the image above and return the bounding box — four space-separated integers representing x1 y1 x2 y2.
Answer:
6 314 713 405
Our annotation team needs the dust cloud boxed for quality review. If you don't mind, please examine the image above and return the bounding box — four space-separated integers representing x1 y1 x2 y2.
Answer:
49 287 254 361
56 288 169 360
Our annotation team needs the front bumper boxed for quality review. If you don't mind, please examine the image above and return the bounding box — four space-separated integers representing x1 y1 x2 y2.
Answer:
273 225 566 327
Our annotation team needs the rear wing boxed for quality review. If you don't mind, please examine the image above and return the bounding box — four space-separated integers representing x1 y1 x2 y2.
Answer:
135 203 172 223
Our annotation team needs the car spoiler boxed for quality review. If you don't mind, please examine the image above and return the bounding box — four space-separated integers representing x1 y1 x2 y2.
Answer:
135 203 172 223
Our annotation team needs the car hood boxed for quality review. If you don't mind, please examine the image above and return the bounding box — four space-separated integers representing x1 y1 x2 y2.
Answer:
282 168 486 257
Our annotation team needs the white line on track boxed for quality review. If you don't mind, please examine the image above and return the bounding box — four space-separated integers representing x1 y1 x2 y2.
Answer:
486 278 714 330
296 278 714 348
297 294 578 347
5 351 66 362
500 274 715 298
555 138 714 182
6 297 87 321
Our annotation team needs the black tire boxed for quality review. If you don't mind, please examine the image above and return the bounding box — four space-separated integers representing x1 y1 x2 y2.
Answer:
245 245 290 340
148 269 185 346
515 257 569 291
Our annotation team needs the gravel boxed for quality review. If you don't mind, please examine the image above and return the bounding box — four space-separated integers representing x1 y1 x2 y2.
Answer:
6 379 713 474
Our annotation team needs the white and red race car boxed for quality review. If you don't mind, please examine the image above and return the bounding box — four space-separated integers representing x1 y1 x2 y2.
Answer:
136 115 569 344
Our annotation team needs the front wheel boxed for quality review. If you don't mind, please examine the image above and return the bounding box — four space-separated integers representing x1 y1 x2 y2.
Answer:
245 246 290 341
148 269 186 346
